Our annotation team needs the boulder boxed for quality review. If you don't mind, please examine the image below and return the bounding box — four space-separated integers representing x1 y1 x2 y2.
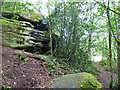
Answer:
50 72 103 88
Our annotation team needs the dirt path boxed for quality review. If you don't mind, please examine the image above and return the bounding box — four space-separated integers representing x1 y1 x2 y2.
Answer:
94 62 117 88
2 46 60 88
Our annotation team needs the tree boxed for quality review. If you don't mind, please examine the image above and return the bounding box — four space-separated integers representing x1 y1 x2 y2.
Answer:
47 0 53 56
94 0 119 87
112 1 120 88
0 0 4 10
0 0 4 87
49 2 98 69
117 30 120 88
117 2 120 89
88 2 94 61
106 1 113 88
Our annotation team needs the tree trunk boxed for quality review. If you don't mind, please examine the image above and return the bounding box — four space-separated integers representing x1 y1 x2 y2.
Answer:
88 31 92 60
0 0 4 10
109 30 113 88
117 2 120 88
117 42 120 86
47 1 53 56
0 0 4 20
102 35 105 61
106 2 113 88
102 50 103 61
88 14 94 61
0 0 4 88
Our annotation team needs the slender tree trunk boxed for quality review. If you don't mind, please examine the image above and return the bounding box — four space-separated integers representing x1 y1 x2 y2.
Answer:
0 0 4 88
87 2 94 61
0 0 4 19
117 2 120 88
118 44 120 88
113 1 120 88
88 32 92 60
109 30 113 88
102 36 105 61
47 1 53 56
88 15 94 61
106 1 113 88
113 45 117 65
0 0 4 10
102 50 104 61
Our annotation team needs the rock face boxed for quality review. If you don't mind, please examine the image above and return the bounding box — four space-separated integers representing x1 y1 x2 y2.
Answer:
50 72 103 88
1 19 52 54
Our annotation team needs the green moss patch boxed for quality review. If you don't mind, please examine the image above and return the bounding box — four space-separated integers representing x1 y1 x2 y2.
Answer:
50 72 103 88
2 19 20 27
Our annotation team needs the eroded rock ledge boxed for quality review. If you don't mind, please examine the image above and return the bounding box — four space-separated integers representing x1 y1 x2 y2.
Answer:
1 12 57 54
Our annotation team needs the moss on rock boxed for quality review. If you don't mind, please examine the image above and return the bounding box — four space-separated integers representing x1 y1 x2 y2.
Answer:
50 72 103 88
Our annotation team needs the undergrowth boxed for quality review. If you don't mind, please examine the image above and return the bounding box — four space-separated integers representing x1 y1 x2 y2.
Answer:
16 49 102 76
99 59 117 73
40 55 102 75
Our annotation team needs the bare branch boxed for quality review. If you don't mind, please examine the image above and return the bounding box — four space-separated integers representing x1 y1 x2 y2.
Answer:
109 8 120 16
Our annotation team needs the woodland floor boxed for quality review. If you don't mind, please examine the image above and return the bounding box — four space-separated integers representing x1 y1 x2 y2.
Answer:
1 46 60 88
1 46 117 88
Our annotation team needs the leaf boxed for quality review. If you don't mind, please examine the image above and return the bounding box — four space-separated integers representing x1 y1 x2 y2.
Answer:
26 2 33 6
100 10 104 15
96 14 102 16
97 7 102 10
97 30 101 33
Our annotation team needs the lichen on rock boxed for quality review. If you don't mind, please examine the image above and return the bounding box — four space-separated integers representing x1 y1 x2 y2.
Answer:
1 19 50 54
50 72 103 88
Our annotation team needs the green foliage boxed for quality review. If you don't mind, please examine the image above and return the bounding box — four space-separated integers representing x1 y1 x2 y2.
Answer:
2 0 119 87
2 1 42 21
99 59 117 73
79 60 102 75
99 60 108 67
86 64 102 75
112 78 118 88
2 1 25 13
2 19 20 27
2 85 11 89
17 49 27 63
17 54 25 61
43 55 101 76
45 56 64 75
49 2 89 63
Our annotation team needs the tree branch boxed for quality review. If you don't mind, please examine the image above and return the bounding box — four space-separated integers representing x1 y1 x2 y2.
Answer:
106 3 120 46
94 0 120 16
95 0 120 46
109 8 120 16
